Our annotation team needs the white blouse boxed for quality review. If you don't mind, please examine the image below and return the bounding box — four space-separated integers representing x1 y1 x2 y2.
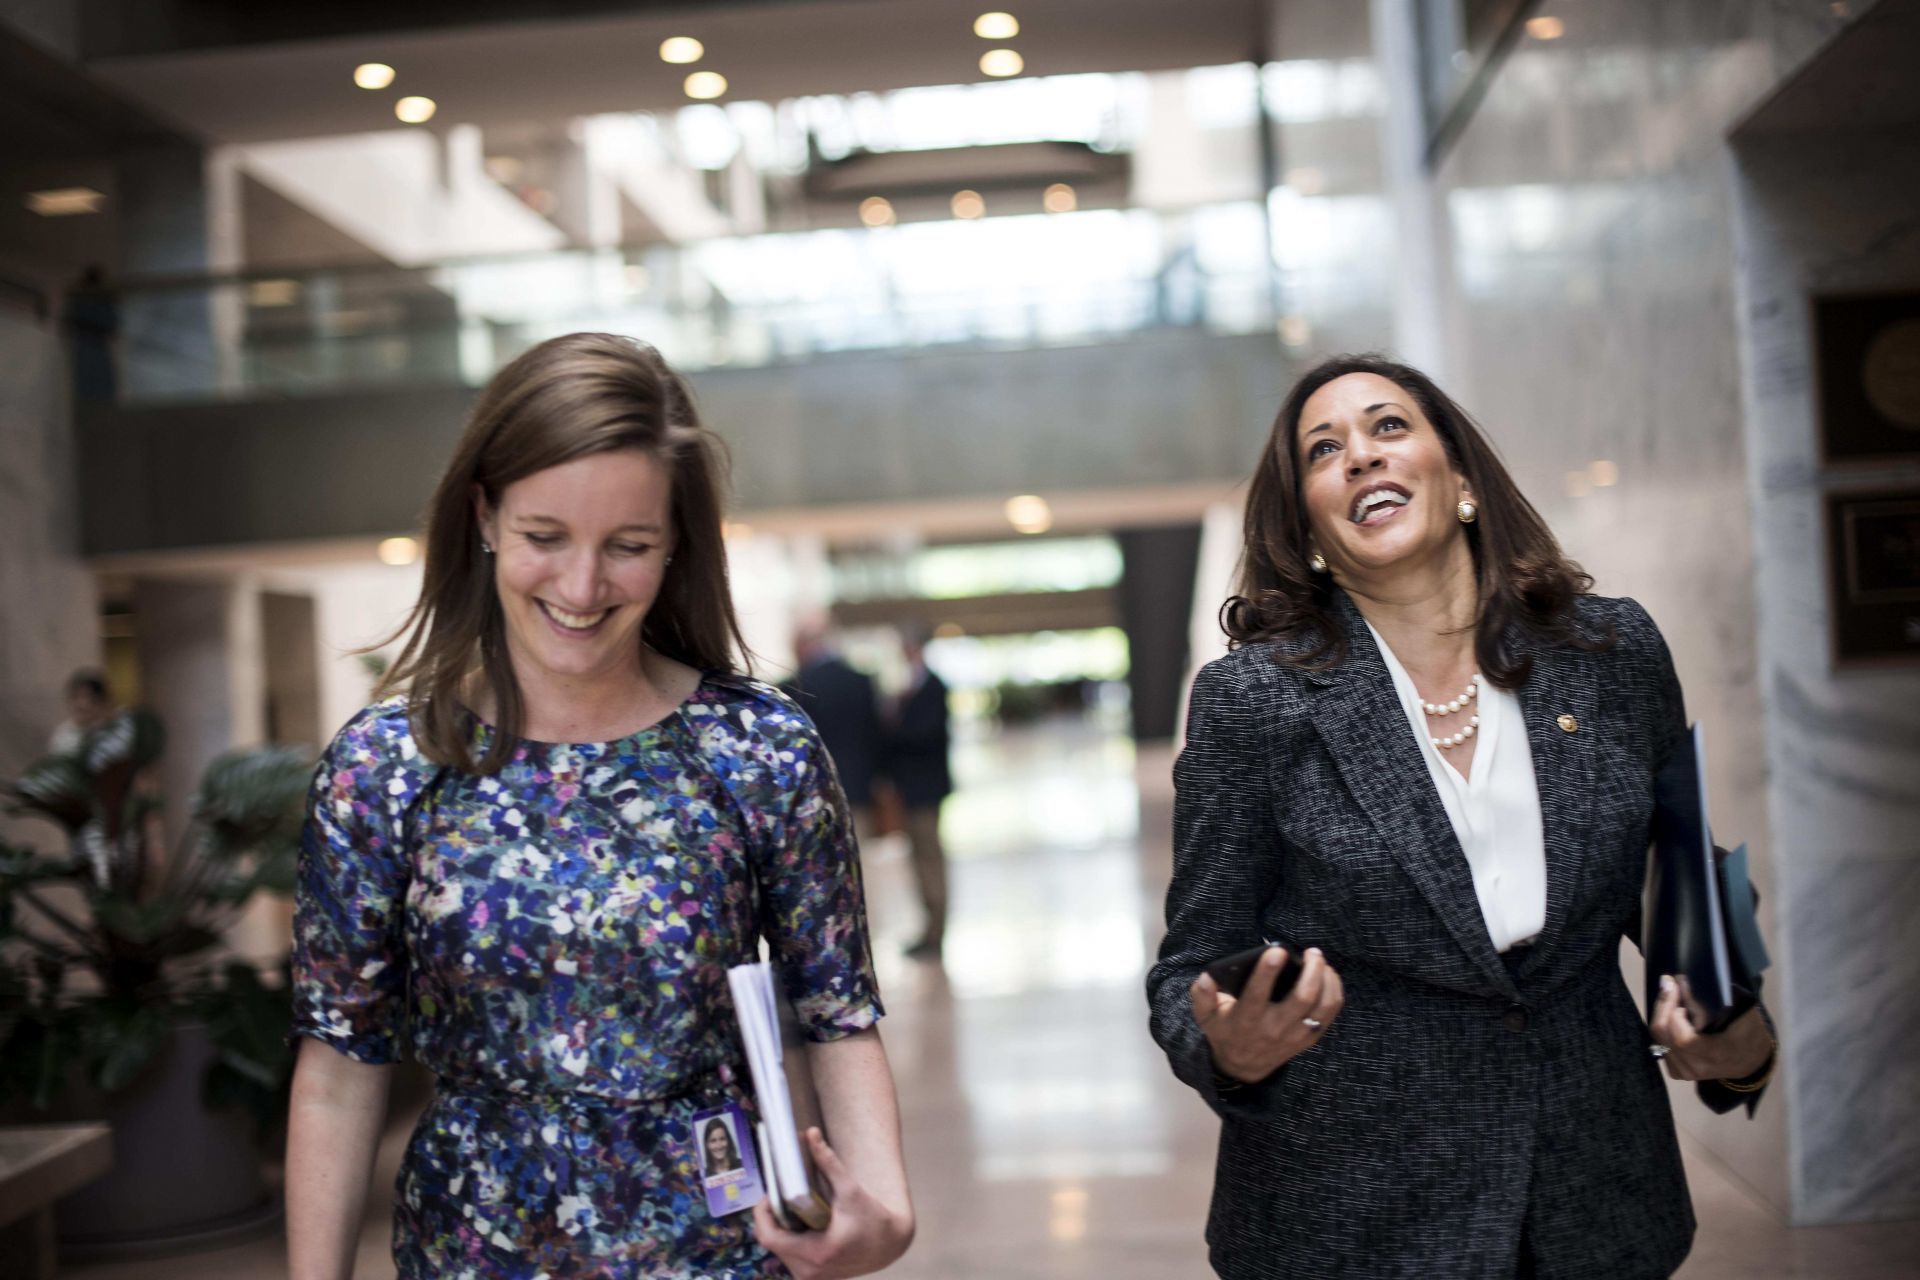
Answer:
1365 621 1547 954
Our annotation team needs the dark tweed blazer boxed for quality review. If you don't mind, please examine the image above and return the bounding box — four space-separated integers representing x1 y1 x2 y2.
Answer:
1147 592 1760 1279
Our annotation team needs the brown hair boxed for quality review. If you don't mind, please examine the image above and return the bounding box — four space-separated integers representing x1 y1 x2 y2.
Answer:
1224 353 1600 687
376 332 747 772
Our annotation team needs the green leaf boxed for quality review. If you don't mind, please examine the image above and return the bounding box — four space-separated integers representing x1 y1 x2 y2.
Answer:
199 964 294 1137
94 897 183 945
0 847 81 888
89 1000 173 1092
193 747 312 853
82 709 165 774
7 756 94 830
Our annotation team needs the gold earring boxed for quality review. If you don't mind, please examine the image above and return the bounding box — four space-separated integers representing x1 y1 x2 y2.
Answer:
1309 552 1329 573
1456 499 1477 524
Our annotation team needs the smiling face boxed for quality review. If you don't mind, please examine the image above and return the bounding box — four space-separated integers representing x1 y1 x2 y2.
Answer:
704 1120 734 1168
476 448 673 693
1294 372 1471 582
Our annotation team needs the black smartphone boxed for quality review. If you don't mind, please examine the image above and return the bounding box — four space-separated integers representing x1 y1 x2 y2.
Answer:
1205 943 1306 1002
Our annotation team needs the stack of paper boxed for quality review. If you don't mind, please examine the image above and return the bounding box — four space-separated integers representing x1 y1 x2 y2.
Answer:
727 961 832 1231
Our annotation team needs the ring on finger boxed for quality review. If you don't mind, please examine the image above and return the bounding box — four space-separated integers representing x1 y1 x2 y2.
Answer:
1649 1043 1670 1059
1302 1017 1324 1031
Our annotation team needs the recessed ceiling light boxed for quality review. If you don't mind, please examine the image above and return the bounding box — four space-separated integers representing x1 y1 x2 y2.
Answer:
660 36 705 64
395 95 437 123
951 190 986 220
1526 16 1565 39
26 187 105 216
974 12 1019 39
377 536 419 566
247 279 300 307
979 48 1024 77
1005 494 1052 534
1042 183 1076 214
859 197 897 227
353 62 395 90
1589 459 1619 487
684 71 728 100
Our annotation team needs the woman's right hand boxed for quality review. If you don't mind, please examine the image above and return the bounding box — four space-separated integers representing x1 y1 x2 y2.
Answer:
1189 946 1344 1084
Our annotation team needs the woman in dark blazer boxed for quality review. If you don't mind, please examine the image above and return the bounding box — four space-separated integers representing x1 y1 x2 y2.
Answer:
1146 354 1776 1279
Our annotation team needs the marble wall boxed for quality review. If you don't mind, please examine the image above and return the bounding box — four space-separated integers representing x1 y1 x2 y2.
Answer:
1731 120 1920 1224
0 308 100 840
1398 0 1914 1227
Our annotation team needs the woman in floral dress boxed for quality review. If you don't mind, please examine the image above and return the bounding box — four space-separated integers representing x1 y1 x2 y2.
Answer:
286 333 914 1280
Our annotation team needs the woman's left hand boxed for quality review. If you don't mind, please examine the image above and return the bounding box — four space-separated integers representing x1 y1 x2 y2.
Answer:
1649 975 1773 1082
752 1127 914 1279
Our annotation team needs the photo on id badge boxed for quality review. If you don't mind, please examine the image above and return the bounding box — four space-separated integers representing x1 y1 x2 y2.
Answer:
694 1104 764 1217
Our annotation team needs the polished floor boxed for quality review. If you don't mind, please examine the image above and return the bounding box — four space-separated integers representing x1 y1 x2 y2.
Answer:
69 716 1920 1278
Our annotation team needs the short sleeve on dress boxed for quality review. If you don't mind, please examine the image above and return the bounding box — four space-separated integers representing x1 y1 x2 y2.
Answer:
289 700 434 1064
713 682 885 1043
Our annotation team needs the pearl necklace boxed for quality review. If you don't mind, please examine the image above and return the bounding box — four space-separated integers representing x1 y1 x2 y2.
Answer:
1423 672 1481 751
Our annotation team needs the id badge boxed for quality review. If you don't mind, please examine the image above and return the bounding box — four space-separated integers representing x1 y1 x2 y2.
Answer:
691 1103 764 1217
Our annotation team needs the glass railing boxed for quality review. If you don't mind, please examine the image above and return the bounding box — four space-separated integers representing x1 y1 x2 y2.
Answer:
106 202 1278 405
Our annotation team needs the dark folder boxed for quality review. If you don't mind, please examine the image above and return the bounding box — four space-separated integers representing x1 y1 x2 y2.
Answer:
1642 724 1769 1034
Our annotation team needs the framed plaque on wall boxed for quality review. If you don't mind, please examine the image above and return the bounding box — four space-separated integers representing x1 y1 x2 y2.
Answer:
1814 292 1920 465
1826 490 1920 664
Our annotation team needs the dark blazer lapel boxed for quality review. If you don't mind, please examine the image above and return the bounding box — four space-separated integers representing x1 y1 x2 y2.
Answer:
1304 596 1515 996
1511 636 1600 978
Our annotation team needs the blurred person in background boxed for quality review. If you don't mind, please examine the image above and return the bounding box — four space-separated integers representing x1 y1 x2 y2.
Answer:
1147 354 1775 1279
63 263 119 402
286 333 912 1279
781 619 883 833
48 668 116 756
883 624 953 961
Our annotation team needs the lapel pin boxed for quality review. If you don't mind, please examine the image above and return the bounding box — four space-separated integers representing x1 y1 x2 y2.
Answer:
1557 714 1578 733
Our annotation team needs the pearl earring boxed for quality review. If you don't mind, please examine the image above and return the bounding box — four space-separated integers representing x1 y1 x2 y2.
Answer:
1308 552 1329 573
482 541 495 554
1456 499 1477 524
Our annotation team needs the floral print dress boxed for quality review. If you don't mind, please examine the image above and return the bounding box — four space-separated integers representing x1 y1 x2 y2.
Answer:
291 674 882 1279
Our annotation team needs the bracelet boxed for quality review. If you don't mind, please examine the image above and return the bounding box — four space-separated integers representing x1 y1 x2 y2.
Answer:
1718 1030 1779 1094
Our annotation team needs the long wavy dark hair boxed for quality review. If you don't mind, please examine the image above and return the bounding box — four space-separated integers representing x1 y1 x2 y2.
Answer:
374 333 747 773
1224 353 1601 687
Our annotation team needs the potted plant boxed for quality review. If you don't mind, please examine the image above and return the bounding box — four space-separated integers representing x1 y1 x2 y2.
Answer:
0 707 312 1254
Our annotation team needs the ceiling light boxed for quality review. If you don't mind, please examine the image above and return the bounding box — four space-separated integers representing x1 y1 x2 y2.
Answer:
1279 315 1311 347
974 12 1019 39
951 189 986 219
1005 494 1052 535
247 279 300 307
1042 183 1076 214
353 62 395 90
26 187 105 216
684 71 728 100
395 95 437 123
378 537 419 566
1526 16 1565 39
660 36 705 64
1588 459 1619 487
979 48 1024 77
859 196 896 227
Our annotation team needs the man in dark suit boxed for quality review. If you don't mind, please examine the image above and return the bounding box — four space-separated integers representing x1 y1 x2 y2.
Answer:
884 626 953 960
780 622 881 831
